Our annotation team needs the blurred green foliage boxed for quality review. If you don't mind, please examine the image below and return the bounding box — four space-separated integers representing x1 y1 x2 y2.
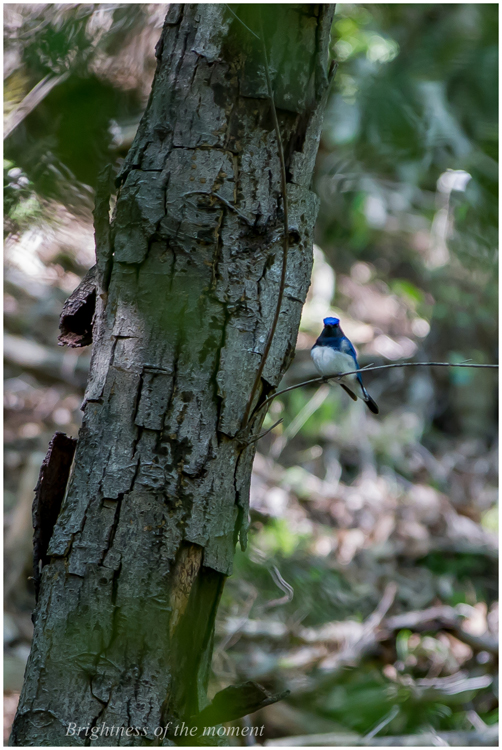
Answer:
4 3 498 745
316 4 497 391
4 4 154 210
4 160 42 236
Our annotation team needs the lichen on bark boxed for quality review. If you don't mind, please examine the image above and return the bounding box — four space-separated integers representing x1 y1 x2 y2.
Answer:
11 4 335 745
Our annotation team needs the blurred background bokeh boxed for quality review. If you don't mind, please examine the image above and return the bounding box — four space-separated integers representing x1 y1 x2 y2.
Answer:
4 4 498 745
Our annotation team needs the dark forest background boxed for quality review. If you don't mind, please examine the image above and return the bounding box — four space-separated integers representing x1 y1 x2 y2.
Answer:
4 4 498 745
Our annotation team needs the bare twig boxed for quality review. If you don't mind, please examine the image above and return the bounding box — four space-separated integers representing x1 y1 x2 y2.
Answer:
241 11 290 429
383 604 498 654
246 417 284 445
336 361 497 375
188 190 255 227
220 601 498 654
364 582 398 631
271 384 330 458
216 590 258 656
364 706 400 741
257 360 499 414
384 604 459 632
387 671 493 701
223 3 260 41
4 72 69 139
298 582 397 683
263 565 295 609
449 625 498 655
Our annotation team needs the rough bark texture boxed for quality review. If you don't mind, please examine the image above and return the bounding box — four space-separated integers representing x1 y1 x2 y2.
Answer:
32 432 77 599
58 267 97 348
11 4 334 746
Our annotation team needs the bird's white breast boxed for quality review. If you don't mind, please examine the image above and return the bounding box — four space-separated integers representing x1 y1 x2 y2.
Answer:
311 346 355 377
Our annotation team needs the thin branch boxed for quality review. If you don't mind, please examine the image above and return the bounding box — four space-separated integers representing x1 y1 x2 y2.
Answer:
188 190 255 227
271 384 330 458
223 3 260 40
449 625 498 655
4 72 69 139
241 10 290 429
364 706 400 741
263 565 295 609
257 361 499 413
246 417 284 445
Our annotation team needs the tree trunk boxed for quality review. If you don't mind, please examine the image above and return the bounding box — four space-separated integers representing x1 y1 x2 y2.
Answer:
11 4 335 745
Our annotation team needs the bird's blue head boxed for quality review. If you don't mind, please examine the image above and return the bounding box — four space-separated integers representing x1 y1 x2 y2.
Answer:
323 317 340 327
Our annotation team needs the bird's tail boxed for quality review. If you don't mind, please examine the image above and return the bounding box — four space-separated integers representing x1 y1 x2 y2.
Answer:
363 387 379 414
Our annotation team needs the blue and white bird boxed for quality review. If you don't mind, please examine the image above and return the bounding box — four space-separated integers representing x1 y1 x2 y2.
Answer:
311 317 379 414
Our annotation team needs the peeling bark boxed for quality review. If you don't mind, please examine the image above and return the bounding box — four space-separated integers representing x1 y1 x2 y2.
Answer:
32 432 77 599
58 266 97 348
11 4 335 746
